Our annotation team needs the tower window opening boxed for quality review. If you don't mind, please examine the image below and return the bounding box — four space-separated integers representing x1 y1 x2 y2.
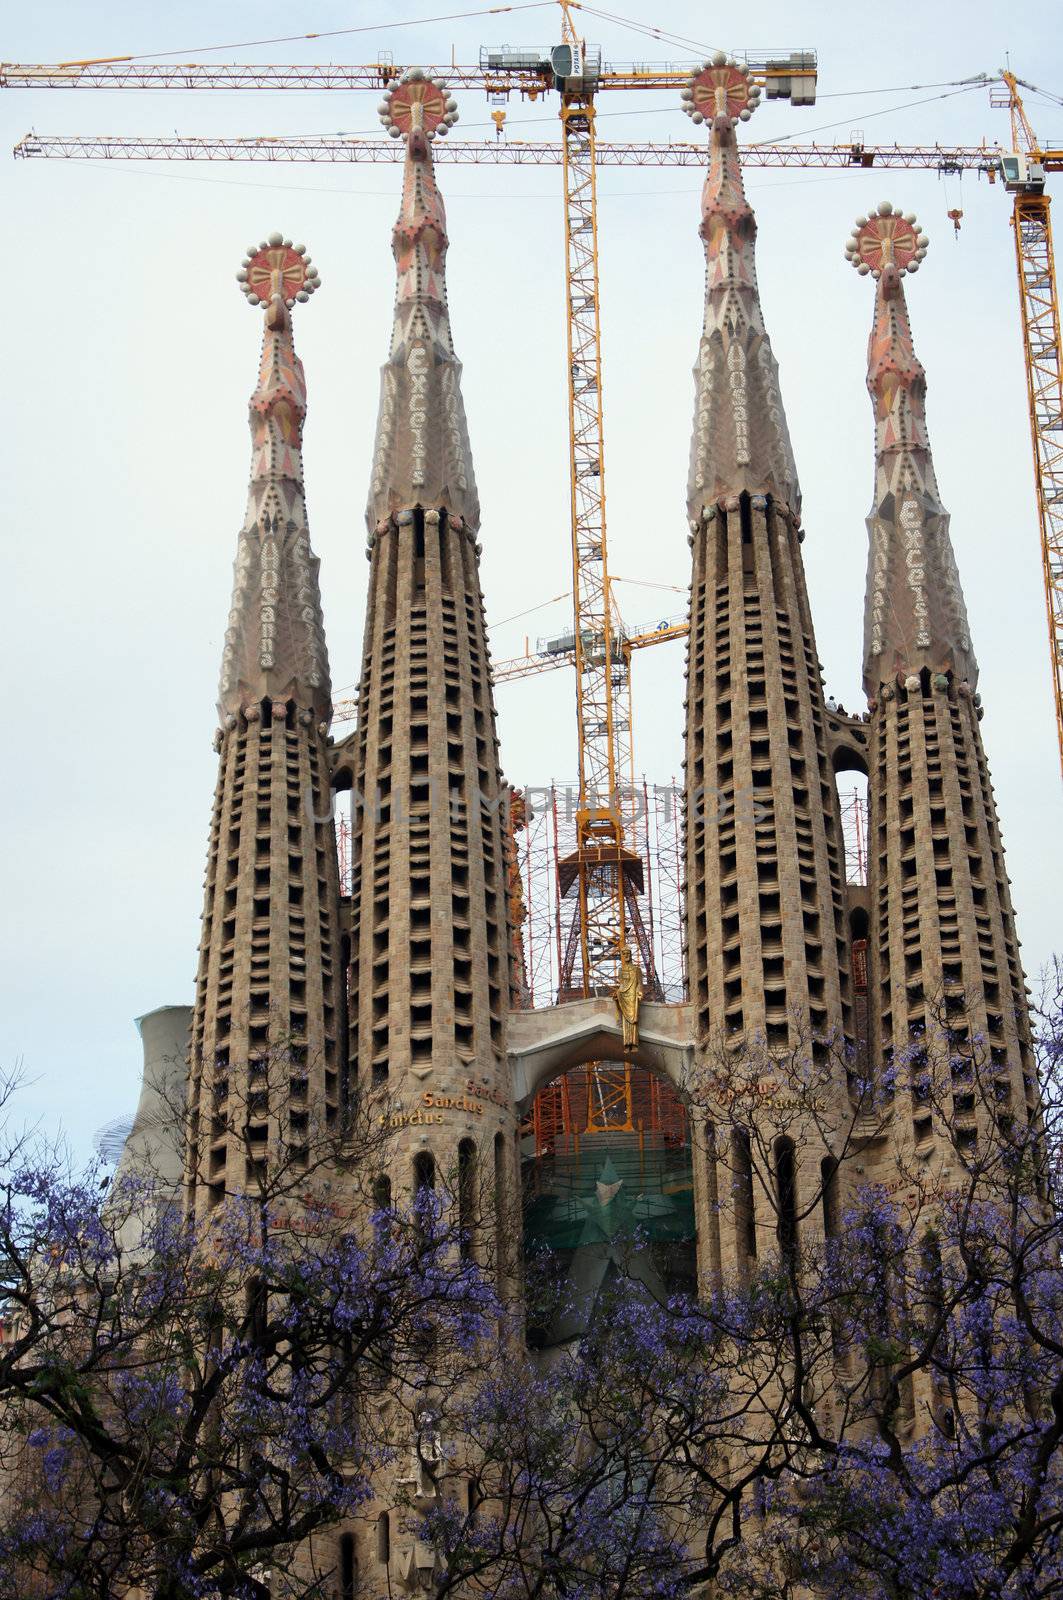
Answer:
458 1139 477 1261
340 1532 356 1600
775 1137 798 1267
739 493 754 573
703 1121 722 1283
373 1172 392 1218
246 1277 268 1348
412 508 426 592
413 1151 435 1198
413 1154 437 1279
820 1156 839 1240
733 1128 757 1271
493 1131 507 1287
376 1511 390 1565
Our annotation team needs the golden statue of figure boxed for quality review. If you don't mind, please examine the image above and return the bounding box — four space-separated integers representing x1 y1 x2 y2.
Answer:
615 943 643 1052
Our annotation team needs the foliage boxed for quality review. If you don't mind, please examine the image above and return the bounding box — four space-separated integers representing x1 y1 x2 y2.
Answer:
2 977 1063 1599
0 1061 494 1599
410 977 1063 1599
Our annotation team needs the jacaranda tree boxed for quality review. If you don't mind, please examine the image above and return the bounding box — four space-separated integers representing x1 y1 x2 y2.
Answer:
1 975 1061 1599
0 1056 495 1600
406 976 1063 1600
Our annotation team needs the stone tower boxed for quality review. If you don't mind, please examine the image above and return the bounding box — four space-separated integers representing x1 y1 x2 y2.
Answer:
681 57 854 1057
345 70 515 1248
187 240 343 1214
849 206 1036 1144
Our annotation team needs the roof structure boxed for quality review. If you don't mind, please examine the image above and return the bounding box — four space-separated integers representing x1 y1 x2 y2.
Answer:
852 205 977 694
218 237 331 720
685 55 801 521
366 69 479 537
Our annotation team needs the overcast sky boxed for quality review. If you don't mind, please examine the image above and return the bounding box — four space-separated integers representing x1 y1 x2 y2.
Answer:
2 1 1061 1159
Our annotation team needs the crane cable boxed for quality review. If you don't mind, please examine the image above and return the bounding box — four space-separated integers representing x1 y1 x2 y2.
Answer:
63 4 557 66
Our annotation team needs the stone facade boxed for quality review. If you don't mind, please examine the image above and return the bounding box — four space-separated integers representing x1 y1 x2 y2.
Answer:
848 205 1036 1153
164 56 1038 1598
188 241 343 1217
681 65 853 1058
335 72 516 1255
676 61 859 1301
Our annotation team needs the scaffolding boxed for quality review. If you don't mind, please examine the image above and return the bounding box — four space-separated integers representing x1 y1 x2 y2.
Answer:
839 783 869 885
513 779 869 1155
516 780 685 1010
514 778 686 1156
336 779 867 1002
529 1063 689 1156
515 779 868 1001
336 809 353 898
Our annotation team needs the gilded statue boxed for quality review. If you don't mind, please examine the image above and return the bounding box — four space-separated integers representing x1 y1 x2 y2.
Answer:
615 943 643 1051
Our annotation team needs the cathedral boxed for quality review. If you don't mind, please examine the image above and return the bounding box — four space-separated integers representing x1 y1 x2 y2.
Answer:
123 53 1034 1590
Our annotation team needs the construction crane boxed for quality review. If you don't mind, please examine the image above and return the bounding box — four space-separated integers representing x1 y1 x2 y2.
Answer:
0 48 817 96
480 611 690 685
8 99 1063 785
5 40 1063 956
333 609 687 717
993 72 1063 780
555 0 628 1007
490 8 814 1012
0 19 818 1031
11 134 1022 169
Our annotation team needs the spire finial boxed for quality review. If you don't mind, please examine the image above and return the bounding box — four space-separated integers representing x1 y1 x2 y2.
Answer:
217 232 331 719
681 55 799 519
378 68 458 147
681 53 762 129
366 70 478 533
846 202 928 281
237 234 321 329
852 203 976 694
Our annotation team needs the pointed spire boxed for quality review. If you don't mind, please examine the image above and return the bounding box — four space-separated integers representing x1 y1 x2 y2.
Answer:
366 70 478 541
849 206 977 694
218 235 331 721
683 56 800 521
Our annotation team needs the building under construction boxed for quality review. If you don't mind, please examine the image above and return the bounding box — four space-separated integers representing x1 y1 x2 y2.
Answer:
84 39 1040 1595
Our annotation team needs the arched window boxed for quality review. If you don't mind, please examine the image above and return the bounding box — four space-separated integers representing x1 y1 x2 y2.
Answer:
339 1532 356 1600
413 1151 435 1197
849 905 869 999
520 1061 697 1311
458 1139 477 1261
702 1120 722 1282
376 1510 391 1565
371 1173 392 1244
412 1153 436 1259
246 1277 268 1348
493 1132 506 1286
820 1155 839 1240
835 769 869 887
920 1229 954 1434
820 1155 843 1360
775 1137 798 1268
733 1127 757 1275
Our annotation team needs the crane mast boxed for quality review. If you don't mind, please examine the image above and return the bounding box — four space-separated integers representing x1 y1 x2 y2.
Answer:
5 44 1062 902
555 0 630 1002
0 20 817 1023
0 26 819 1024
998 72 1063 779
